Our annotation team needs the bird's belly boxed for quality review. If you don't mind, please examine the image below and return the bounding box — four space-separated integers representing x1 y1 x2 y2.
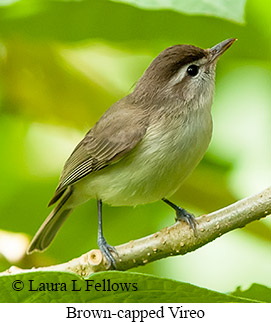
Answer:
75 110 212 206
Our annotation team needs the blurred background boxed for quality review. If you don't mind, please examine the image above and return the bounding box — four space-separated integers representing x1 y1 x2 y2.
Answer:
0 0 270 293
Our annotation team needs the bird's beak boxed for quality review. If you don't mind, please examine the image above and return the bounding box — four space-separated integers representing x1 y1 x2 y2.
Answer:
208 38 237 64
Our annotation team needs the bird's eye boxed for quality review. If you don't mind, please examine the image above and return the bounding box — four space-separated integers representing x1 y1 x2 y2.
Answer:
187 65 199 77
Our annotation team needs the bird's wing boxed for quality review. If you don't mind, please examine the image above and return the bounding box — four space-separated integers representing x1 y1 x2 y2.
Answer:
49 101 149 205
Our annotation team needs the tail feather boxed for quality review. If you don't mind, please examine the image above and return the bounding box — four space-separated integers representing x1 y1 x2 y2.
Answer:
27 187 73 254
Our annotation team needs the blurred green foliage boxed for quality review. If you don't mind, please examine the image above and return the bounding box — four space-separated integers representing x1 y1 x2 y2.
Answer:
0 0 270 294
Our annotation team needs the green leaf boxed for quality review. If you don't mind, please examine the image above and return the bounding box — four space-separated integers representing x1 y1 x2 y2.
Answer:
0 0 20 6
0 271 252 302
109 0 247 23
0 0 269 62
2 0 247 24
231 284 271 302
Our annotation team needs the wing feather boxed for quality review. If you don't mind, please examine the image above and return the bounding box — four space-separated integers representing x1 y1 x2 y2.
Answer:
49 100 148 205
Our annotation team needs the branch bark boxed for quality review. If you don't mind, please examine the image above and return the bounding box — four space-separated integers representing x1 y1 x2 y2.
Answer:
3 186 271 277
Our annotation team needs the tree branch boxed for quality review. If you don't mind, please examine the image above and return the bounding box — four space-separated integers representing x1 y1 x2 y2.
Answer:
3 187 271 277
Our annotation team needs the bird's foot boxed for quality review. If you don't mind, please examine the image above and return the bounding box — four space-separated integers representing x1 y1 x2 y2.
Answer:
98 236 118 269
175 207 197 234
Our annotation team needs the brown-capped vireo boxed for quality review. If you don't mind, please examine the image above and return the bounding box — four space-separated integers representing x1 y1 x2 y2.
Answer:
27 38 236 268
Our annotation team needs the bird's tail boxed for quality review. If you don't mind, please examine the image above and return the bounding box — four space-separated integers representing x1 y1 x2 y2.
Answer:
27 187 73 254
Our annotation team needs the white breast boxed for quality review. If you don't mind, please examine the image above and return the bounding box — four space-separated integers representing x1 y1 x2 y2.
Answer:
73 105 213 207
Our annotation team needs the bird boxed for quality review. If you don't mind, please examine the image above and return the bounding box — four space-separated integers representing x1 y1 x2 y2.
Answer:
27 38 236 268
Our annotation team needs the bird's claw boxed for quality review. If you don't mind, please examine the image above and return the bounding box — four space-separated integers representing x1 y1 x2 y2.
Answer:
98 236 118 269
175 207 197 235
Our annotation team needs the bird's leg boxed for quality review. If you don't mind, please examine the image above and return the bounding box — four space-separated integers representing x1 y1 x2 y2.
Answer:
162 198 197 233
97 199 117 269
